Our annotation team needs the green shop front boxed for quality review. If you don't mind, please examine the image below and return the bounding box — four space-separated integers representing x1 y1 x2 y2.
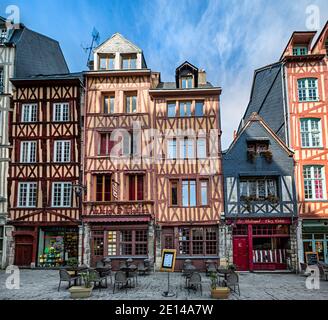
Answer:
302 220 328 264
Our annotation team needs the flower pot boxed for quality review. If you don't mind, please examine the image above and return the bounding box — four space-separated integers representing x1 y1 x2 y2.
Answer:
211 287 230 299
69 286 93 299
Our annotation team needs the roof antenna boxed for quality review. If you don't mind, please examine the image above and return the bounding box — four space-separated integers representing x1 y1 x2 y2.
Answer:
82 27 100 69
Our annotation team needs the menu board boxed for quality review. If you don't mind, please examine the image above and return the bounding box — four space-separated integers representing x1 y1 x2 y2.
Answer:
305 252 319 265
160 249 176 272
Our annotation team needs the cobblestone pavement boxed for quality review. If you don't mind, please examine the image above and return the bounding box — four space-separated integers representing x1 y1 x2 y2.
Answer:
0 269 327 300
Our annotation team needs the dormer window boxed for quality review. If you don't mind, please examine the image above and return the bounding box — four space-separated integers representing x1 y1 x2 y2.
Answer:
181 76 193 89
247 140 272 163
0 29 6 44
292 46 308 56
122 54 137 69
99 55 115 70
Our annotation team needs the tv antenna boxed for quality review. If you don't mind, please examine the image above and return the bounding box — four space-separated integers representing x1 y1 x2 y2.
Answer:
82 27 100 68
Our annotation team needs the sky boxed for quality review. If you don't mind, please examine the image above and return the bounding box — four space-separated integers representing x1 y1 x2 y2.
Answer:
1 0 328 148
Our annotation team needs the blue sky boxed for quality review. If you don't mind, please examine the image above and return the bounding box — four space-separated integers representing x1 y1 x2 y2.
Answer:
1 0 328 148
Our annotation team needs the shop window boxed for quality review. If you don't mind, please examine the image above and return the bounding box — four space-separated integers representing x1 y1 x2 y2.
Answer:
120 230 133 255
93 236 104 256
135 230 148 255
128 175 144 201
233 225 248 236
38 228 78 267
253 237 289 264
107 231 117 255
205 228 217 255
95 175 112 202
252 225 289 236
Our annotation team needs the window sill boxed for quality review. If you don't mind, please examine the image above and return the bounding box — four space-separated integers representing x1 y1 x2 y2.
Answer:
303 199 328 202
300 146 323 149
298 99 320 103
168 205 210 209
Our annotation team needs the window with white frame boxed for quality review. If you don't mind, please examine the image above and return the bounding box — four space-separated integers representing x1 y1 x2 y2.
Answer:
20 141 37 163
197 138 207 158
303 166 326 200
0 67 4 94
167 139 177 159
0 28 7 44
21 104 38 122
298 78 319 102
300 118 322 148
53 103 70 122
54 140 71 162
52 182 72 207
240 178 278 200
18 182 37 207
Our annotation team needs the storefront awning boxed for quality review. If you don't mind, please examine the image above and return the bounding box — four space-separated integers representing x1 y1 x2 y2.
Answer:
82 216 151 223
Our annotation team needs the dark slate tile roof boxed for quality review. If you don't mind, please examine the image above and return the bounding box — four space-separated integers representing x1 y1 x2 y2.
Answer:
8 27 69 78
156 81 214 89
238 62 286 142
11 72 83 82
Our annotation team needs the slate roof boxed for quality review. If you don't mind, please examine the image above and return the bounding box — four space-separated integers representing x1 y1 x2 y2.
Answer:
156 81 214 90
238 62 286 142
7 27 69 78
11 72 83 83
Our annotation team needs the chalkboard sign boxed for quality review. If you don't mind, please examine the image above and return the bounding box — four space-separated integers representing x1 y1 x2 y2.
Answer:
160 249 176 272
305 252 319 265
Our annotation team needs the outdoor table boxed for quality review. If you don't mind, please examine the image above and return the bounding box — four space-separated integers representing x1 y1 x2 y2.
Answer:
64 266 88 285
217 268 232 286
95 267 112 277
120 265 137 288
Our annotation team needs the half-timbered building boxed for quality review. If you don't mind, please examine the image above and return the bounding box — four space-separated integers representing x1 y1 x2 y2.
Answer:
239 21 328 267
82 33 159 268
223 113 297 271
8 73 83 267
149 62 224 270
0 17 69 268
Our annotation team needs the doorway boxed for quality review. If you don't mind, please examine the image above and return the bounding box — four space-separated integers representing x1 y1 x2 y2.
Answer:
233 237 249 271
14 236 34 266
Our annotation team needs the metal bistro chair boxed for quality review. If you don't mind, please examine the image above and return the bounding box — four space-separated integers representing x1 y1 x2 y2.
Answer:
318 262 328 281
89 269 108 290
188 272 202 296
206 261 217 277
113 271 131 294
223 271 240 296
137 261 147 276
58 269 81 291
300 262 311 276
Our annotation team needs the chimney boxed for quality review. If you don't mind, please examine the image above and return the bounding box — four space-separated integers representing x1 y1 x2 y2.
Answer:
198 69 207 85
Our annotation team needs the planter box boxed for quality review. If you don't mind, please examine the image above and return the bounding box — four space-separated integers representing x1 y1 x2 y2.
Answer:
211 287 230 299
69 286 93 299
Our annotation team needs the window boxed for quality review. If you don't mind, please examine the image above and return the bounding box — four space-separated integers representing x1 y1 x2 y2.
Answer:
240 178 278 200
293 46 308 56
179 101 191 117
103 94 115 114
96 175 111 202
170 181 178 206
120 230 133 255
125 92 137 113
54 140 71 162
298 78 318 102
20 141 37 163
99 55 115 70
18 182 37 207
99 133 116 156
300 118 322 148
178 227 217 255
167 101 176 117
0 67 3 94
167 139 177 159
128 175 144 200
122 55 137 69
180 138 195 159
303 166 326 200
53 103 70 122
200 181 208 206
21 104 38 122
93 232 104 256
52 182 72 207
0 28 7 44
135 230 148 255
182 180 196 207
197 138 207 158
181 76 193 89
107 231 117 255
195 101 204 116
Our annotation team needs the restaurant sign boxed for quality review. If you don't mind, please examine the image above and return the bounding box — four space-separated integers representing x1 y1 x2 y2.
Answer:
233 218 291 225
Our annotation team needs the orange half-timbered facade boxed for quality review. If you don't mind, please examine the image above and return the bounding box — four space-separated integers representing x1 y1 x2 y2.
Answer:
8 74 83 267
82 34 159 268
150 62 224 270
280 23 328 264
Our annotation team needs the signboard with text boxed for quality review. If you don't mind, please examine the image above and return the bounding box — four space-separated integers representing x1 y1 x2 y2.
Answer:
160 249 176 272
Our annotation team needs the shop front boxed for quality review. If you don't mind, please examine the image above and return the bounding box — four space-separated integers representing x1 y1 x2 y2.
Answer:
231 218 294 271
37 227 78 267
86 216 154 270
302 219 328 264
161 225 219 271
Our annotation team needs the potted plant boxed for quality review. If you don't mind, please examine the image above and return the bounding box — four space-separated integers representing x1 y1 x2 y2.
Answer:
261 150 273 163
69 270 94 299
228 264 237 272
247 150 257 163
209 272 230 299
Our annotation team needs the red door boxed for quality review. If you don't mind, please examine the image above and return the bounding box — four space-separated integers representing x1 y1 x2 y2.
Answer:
233 237 249 271
15 236 34 267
